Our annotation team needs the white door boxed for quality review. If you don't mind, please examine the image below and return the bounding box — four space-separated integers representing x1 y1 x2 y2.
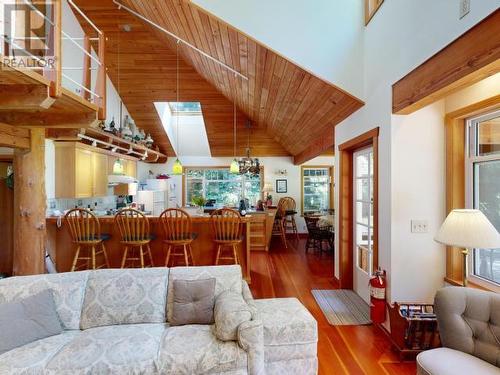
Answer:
353 147 374 303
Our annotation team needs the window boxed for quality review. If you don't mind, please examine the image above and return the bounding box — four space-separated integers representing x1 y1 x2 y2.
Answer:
467 110 500 286
185 167 262 207
168 102 202 115
301 166 333 214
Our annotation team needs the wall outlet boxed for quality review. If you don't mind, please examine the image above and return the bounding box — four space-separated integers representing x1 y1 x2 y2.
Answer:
411 220 429 234
459 0 470 19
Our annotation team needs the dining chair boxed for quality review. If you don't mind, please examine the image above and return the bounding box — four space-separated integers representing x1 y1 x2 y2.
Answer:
114 208 154 268
272 198 288 248
159 208 196 267
210 208 243 265
64 208 109 271
304 214 334 254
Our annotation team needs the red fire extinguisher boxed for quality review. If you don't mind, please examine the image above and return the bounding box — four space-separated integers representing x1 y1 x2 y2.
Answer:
369 268 386 324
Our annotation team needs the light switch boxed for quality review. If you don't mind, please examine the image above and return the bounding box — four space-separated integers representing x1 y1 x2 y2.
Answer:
411 220 429 234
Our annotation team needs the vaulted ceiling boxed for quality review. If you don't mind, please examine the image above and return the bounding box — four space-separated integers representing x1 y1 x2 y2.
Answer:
74 0 363 161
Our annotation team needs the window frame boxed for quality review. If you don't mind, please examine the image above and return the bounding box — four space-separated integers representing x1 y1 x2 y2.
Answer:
465 110 500 291
300 165 334 215
182 166 264 207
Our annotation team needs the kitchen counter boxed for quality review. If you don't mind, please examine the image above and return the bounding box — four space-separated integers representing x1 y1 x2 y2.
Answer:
46 214 252 282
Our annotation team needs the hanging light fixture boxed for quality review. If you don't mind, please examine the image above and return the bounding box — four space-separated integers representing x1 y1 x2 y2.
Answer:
230 100 239 174
238 120 260 176
172 39 183 176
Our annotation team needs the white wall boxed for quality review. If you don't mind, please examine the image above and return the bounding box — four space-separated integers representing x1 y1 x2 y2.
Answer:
138 155 335 233
334 0 499 303
192 0 365 99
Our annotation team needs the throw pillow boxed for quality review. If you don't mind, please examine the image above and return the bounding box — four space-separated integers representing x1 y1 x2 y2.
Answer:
0 289 63 355
214 290 252 341
170 278 216 326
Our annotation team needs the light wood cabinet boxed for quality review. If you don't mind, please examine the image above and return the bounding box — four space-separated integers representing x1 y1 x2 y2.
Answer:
108 156 137 178
92 152 108 197
75 148 93 198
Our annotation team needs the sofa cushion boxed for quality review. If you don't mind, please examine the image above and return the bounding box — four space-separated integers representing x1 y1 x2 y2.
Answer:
0 271 89 330
157 325 247 374
0 331 80 374
46 324 165 374
170 278 216 326
214 290 253 341
0 290 63 355
417 347 500 375
167 265 243 322
80 268 169 329
254 298 318 346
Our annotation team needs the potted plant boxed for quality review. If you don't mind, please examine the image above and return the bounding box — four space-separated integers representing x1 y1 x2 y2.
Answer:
191 196 207 214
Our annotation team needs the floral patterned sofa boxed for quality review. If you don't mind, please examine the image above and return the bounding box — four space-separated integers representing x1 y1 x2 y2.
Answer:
0 265 318 374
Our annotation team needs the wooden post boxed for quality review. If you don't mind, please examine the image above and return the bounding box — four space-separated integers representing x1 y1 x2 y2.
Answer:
82 35 91 101
13 128 46 275
95 32 107 120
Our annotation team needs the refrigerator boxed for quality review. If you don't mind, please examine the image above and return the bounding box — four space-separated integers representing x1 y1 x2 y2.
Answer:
136 190 168 216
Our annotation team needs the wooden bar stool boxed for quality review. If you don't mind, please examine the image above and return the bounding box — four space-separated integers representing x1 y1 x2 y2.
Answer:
282 196 300 241
114 208 154 268
272 198 288 248
64 208 109 271
211 208 242 265
159 208 196 267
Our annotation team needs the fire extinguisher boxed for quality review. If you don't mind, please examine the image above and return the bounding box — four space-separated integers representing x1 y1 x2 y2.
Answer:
369 268 386 324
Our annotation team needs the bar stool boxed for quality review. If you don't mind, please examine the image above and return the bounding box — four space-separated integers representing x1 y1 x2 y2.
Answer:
114 208 154 268
64 208 109 271
272 198 288 248
282 196 300 241
159 208 196 267
211 208 242 265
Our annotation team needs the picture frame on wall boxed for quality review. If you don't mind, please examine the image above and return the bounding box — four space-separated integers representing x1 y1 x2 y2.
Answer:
276 179 287 193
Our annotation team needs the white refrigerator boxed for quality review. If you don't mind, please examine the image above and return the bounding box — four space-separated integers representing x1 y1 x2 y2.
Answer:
136 190 168 216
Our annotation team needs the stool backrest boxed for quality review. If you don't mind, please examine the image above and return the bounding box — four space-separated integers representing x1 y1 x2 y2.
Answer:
114 208 150 242
65 208 100 242
159 208 192 241
210 208 242 242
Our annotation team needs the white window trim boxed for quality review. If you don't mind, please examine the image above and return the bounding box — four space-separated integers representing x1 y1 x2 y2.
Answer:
301 166 332 214
465 110 500 291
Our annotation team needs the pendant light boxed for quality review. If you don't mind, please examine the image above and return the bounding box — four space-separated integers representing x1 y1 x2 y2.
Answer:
230 100 239 174
172 40 183 175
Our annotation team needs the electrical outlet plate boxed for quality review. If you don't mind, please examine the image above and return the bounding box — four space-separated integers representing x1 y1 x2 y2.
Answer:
411 220 429 234
459 0 470 19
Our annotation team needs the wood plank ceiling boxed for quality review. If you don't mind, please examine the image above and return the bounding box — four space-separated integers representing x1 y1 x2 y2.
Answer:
74 0 363 161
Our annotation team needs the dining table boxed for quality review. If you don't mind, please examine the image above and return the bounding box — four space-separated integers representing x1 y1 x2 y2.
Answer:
317 214 335 229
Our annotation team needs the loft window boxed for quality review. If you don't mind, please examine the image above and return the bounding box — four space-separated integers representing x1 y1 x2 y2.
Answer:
168 102 202 115
466 110 500 286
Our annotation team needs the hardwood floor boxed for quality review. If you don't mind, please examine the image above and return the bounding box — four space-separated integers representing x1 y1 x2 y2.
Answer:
249 237 416 375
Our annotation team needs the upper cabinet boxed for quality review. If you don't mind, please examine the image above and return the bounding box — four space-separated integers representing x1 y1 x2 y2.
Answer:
55 143 138 199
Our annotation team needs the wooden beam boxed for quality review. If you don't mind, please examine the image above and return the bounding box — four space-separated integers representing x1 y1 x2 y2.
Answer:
95 32 106 120
392 9 500 115
0 112 98 128
0 123 30 149
293 130 334 165
13 128 46 275
0 84 54 110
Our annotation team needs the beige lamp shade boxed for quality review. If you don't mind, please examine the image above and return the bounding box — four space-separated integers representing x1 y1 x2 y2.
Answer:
435 209 500 249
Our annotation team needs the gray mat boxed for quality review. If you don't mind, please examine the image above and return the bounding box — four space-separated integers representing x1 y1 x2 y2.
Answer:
312 289 371 325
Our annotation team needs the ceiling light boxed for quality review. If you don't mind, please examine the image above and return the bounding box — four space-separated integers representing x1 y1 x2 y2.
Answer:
113 159 124 175
237 122 260 176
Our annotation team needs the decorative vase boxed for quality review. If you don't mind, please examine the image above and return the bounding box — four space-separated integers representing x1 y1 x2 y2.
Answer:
197 205 204 215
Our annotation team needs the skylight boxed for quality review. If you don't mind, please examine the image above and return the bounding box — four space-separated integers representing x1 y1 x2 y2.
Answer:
168 102 202 115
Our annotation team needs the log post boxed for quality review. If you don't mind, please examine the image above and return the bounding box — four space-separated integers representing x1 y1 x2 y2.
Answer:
13 128 46 275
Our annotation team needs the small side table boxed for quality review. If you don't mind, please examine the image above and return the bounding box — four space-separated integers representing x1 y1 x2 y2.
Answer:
387 302 441 360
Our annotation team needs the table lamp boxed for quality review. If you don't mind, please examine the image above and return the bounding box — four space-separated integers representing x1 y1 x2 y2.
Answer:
434 209 500 287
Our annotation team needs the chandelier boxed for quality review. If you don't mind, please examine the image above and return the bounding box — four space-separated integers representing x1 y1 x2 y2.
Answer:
238 121 260 176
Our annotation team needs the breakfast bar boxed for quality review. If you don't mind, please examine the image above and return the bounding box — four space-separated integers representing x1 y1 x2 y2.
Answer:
46 214 252 283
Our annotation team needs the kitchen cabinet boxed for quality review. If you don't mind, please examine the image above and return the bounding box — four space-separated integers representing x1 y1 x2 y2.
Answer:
55 142 134 199
92 152 108 197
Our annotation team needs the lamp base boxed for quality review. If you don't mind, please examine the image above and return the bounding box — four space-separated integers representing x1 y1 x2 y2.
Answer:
461 248 469 287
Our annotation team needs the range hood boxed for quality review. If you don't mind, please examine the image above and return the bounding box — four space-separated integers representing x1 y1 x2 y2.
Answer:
108 174 138 186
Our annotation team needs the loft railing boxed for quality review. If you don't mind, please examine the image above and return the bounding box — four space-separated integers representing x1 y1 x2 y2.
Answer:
0 0 106 119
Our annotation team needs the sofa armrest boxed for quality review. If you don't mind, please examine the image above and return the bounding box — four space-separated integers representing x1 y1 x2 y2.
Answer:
238 319 265 375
